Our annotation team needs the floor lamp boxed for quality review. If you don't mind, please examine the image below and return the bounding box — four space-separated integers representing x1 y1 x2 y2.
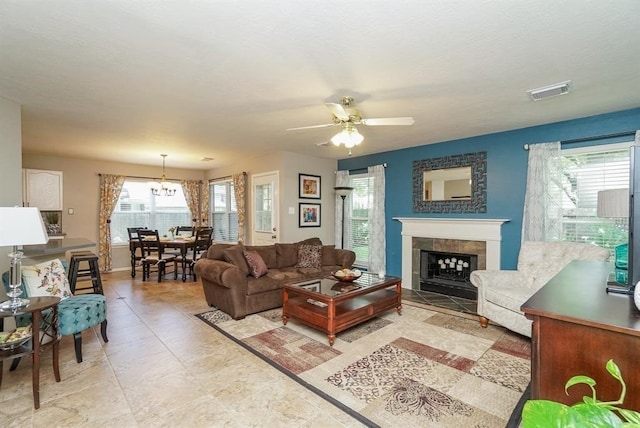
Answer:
0 207 49 309
334 186 353 248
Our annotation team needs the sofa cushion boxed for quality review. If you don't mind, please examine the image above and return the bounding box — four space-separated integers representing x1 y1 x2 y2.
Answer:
22 258 73 300
299 237 323 246
243 250 268 278
322 245 337 266
207 243 232 260
223 245 250 276
245 245 277 269
296 244 322 268
246 275 284 295
276 243 299 268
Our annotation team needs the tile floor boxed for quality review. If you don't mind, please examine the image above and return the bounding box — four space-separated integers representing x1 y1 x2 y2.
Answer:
0 271 369 427
0 271 479 427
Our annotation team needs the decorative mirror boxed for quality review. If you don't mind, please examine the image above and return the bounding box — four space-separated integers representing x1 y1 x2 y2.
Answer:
413 151 487 213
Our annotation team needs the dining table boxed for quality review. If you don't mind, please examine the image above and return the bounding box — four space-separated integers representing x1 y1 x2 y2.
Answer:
130 236 197 282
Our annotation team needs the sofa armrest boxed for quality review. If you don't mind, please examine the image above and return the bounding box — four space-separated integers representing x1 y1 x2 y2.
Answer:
335 249 356 268
194 258 247 290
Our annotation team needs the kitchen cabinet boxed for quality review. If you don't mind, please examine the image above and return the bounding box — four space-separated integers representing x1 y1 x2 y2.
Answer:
23 169 63 210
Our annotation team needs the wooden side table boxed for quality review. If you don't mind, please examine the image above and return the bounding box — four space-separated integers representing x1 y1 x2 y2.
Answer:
0 296 61 409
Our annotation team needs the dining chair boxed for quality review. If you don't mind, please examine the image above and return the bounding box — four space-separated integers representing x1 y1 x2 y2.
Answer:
137 229 176 282
175 226 195 237
174 227 213 281
127 227 147 278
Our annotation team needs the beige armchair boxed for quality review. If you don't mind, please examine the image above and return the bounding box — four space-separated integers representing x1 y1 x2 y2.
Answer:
470 241 610 337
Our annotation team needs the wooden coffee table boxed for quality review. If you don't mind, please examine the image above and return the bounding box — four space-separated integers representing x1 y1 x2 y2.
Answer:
282 273 402 346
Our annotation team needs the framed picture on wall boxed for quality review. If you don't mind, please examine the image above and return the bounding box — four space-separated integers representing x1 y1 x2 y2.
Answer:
299 203 321 227
299 174 321 199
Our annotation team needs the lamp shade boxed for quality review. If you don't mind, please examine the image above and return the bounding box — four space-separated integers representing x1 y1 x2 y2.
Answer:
334 186 353 197
0 207 49 246
331 127 364 148
597 189 629 218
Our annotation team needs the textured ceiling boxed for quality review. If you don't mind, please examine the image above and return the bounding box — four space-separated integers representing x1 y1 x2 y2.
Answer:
1 1 639 169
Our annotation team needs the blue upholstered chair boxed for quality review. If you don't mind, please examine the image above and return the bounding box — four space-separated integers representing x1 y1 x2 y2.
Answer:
2 263 108 364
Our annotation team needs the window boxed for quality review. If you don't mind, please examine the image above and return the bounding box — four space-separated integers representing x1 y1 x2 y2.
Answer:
560 142 631 252
210 180 238 243
110 179 191 244
346 173 374 267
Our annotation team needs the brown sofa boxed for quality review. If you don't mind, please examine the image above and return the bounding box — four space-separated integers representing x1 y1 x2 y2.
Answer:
194 238 356 319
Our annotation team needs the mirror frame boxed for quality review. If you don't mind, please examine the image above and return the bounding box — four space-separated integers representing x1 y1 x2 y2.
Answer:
412 151 487 213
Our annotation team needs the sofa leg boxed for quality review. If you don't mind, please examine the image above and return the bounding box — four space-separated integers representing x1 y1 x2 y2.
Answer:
479 316 489 328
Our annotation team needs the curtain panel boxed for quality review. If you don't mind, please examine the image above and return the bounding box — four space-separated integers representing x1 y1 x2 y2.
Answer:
180 180 210 228
521 142 563 242
98 174 125 272
233 172 247 243
367 164 386 274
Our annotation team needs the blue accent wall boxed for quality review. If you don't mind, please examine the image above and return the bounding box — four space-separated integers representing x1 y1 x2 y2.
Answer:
338 107 640 277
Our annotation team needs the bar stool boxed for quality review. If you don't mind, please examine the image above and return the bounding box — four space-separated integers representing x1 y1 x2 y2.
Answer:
68 251 103 294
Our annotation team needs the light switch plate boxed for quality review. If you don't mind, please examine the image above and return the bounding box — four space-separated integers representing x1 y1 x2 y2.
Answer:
288 207 295 215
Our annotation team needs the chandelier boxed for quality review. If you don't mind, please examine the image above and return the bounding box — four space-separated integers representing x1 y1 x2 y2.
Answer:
150 154 177 197
331 123 364 149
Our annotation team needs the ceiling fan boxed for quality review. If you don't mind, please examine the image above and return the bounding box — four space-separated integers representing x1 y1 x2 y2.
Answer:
286 96 415 151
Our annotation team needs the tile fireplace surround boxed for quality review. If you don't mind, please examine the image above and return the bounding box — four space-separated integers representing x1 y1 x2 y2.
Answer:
395 218 509 291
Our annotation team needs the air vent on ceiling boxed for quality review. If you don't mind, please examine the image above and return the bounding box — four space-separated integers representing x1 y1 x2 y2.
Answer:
526 80 571 101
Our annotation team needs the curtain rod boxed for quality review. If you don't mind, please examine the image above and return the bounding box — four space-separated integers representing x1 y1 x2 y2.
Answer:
335 163 387 174
209 171 247 182
523 131 636 150
97 173 195 183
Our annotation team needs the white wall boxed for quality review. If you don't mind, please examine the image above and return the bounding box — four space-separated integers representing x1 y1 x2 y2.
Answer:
205 151 338 246
0 97 23 275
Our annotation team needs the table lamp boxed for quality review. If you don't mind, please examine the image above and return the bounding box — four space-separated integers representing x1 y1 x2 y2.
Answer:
0 207 49 309
597 189 629 269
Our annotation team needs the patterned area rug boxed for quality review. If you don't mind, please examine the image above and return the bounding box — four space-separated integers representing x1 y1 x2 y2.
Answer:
195 303 530 427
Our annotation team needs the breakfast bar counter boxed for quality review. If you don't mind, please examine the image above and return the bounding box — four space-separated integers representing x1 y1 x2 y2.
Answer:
22 238 96 264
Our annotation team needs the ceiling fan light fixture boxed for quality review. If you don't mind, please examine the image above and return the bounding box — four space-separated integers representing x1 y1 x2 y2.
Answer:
331 126 364 148
150 154 177 197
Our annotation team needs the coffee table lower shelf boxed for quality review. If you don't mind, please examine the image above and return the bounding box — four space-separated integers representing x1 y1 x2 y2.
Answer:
282 278 402 346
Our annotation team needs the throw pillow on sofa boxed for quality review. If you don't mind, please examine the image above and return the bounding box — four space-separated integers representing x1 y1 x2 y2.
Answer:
223 245 250 275
243 250 268 278
296 244 322 268
22 258 73 299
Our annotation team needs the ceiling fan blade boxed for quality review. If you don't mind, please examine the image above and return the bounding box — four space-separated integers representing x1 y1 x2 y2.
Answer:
325 103 350 121
286 123 336 131
361 117 415 126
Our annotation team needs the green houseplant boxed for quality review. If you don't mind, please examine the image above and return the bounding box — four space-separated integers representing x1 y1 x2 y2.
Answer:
522 360 640 427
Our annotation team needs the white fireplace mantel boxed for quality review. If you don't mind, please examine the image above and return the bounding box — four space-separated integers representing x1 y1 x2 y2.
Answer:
394 217 509 289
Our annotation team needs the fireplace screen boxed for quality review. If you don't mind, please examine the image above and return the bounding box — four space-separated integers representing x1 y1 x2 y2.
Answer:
420 250 478 300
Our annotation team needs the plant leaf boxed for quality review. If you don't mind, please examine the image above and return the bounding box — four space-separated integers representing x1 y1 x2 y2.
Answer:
566 375 596 394
523 400 572 428
572 403 623 427
606 359 623 382
618 408 640 423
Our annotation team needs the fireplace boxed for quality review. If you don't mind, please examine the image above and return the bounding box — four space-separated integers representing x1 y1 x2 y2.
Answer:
395 218 509 295
420 250 478 299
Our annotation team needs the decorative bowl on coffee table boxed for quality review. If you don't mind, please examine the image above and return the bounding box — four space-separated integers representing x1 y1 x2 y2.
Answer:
332 271 362 282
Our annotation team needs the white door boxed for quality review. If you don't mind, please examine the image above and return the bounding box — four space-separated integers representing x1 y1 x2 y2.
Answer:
251 171 279 245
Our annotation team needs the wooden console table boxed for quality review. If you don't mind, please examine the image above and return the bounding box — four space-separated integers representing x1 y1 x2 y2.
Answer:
521 260 640 410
